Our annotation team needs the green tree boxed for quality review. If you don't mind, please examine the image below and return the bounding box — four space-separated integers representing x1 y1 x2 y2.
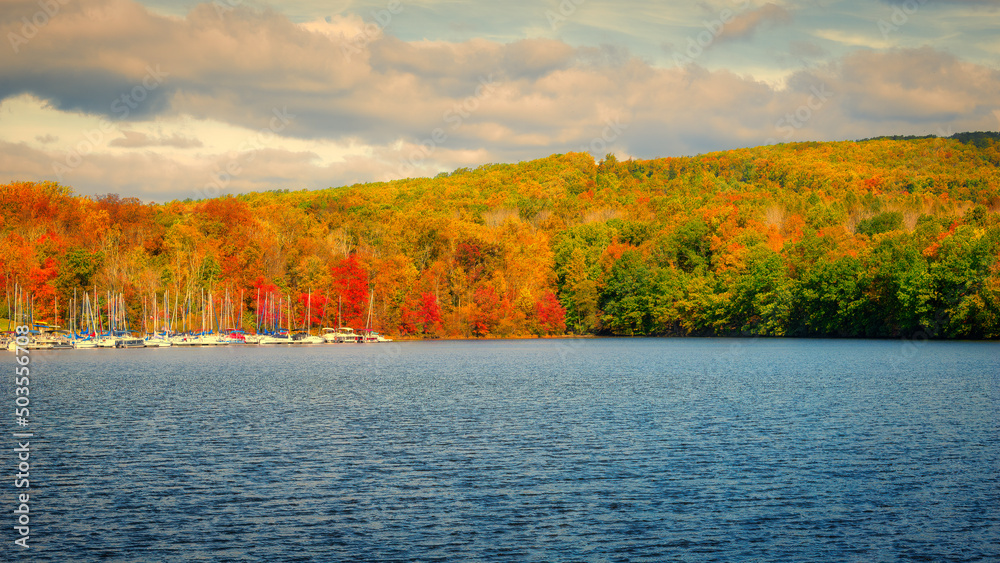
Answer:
858 236 933 337
667 218 712 273
600 250 654 335
856 211 903 236
931 225 998 338
725 246 793 336
792 256 865 336
55 248 102 294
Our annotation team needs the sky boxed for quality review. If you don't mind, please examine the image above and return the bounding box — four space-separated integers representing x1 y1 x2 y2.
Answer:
1 0 998 201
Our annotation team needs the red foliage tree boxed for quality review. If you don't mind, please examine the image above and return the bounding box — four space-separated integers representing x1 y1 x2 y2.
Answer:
331 254 369 328
398 303 417 336
535 291 566 335
27 257 59 323
471 286 501 337
415 292 442 335
295 291 329 329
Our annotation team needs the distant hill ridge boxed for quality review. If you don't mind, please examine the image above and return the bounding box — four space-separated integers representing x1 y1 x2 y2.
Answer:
2 133 999 339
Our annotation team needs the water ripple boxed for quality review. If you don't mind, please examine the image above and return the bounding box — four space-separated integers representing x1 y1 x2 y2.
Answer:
3 339 998 562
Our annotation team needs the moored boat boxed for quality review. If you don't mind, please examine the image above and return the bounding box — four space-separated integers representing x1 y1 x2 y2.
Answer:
171 334 201 346
115 336 146 348
7 338 53 351
95 335 118 348
335 327 359 343
292 332 325 344
258 332 294 345
144 335 173 347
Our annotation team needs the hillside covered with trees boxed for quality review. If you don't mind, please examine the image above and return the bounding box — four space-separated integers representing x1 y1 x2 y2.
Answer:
4 133 1000 339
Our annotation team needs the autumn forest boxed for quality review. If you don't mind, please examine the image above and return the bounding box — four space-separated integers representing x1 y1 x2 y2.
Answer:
4 133 1000 339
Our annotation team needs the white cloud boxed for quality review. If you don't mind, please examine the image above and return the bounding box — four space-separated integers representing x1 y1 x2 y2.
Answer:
813 29 892 49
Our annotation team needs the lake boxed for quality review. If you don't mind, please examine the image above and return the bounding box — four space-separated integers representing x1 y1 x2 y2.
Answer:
4 338 999 562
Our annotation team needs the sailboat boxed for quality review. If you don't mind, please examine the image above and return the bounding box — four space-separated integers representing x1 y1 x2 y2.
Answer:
197 290 228 346
257 293 293 344
74 291 99 349
93 290 118 347
113 293 144 348
359 291 392 342
171 290 200 346
292 290 325 344
144 291 172 347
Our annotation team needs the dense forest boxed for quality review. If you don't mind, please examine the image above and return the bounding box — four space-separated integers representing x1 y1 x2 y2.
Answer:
4 133 1000 339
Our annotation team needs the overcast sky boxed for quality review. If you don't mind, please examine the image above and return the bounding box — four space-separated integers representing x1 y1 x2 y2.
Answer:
1 0 998 201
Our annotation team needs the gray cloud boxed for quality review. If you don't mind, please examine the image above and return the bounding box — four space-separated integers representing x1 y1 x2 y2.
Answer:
109 131 203 148
811 47 1000 123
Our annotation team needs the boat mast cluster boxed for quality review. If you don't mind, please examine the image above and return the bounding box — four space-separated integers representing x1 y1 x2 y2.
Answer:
3 283 391 350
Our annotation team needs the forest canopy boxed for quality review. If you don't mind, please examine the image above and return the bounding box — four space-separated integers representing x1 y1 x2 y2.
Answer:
4 134 1000 339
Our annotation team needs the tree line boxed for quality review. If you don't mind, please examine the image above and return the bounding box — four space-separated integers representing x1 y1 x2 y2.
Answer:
3 133 999 338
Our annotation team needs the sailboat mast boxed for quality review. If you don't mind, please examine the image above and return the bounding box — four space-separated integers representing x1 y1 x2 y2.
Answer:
366 291 374 332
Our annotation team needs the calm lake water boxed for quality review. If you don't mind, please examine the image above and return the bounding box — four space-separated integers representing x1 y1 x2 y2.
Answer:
3 338 999 562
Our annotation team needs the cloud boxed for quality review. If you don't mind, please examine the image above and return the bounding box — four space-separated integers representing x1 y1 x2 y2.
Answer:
718 3 793 42
806 47 1000 123
813 29 892 50
109 131 203 148
1 0 998 200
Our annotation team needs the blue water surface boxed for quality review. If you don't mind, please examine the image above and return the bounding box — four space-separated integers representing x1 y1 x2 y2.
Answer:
3 338 999 562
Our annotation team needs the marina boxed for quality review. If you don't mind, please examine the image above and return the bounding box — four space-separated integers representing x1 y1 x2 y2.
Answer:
4 325 389 351
3 283 393 351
